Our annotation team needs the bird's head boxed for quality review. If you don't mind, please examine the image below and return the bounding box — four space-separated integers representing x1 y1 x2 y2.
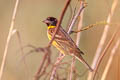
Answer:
43 17 58 26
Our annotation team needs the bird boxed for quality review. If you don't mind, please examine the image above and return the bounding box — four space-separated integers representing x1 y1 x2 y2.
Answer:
43 17 93 71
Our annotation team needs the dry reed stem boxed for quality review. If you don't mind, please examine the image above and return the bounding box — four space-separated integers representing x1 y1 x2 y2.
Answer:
76 3 84 46
87 0 118 79
49 0 71 80
0 0 20 80
92 26 120 80
34 49 51 80
101 39 120 80
118 53 120 80
67 2 86 34
69 1 85 80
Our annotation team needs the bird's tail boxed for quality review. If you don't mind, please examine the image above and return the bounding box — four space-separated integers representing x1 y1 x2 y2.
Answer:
74 54 93 72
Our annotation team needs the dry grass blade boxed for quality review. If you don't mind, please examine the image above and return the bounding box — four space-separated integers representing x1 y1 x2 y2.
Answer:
34 48 51 80
101 39 120 80
87 0 118 79
92 26 120 80
71 21 108 33
0 0 20 80
68 1 85 80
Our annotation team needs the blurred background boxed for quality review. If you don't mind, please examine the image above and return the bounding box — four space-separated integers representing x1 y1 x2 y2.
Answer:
0 0 120 80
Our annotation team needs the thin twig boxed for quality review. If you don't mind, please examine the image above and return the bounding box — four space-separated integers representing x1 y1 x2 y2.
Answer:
18 44 51 80
75 2 84 46
50 54 65 80
68 1 85 80
71 21 107 33
15 30 30 79
0 0 20 80
66 0 79 31
87 0 118 79
67 2 87 34
34 49 50 80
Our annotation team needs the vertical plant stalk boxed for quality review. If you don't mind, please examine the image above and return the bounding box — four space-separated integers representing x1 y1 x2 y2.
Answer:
0 0 20 80
87 0 118 79
101 39 120 80
76 7 84 46
92 26 120 80
69 2 84 79
49 0 71 80
67 2 86 34
118 53 120 80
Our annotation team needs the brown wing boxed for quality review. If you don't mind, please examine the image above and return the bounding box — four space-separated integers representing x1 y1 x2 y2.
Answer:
54 27 84 55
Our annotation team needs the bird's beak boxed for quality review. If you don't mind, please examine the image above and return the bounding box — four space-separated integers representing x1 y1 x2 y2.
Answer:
42 20 49 24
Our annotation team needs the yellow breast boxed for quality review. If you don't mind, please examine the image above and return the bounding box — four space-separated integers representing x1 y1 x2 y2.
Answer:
47 30 66 54
47 31 58 46
47 25 56 40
